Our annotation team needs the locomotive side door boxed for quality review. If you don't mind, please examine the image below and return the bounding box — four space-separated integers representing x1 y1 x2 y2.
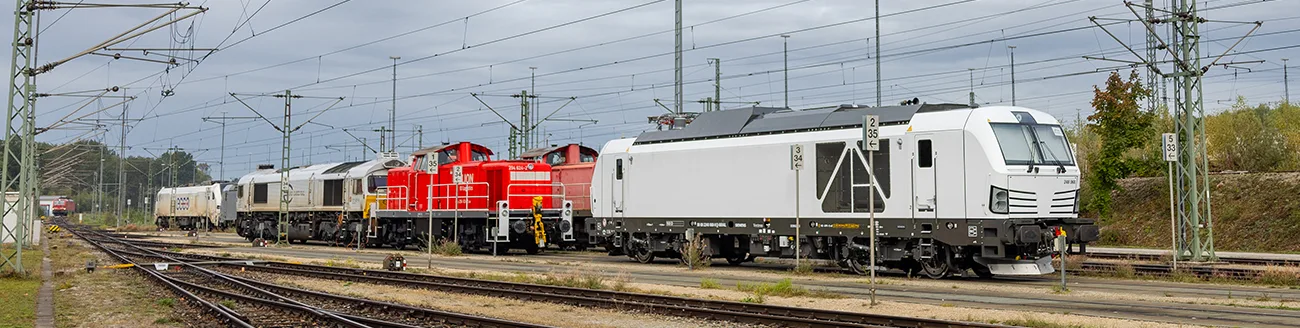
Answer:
912 135 937 219
610 154 627 213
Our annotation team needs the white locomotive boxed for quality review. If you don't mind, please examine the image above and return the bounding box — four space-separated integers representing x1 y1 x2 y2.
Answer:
231 155 406 247
155 183 229 230
593 103 1099 278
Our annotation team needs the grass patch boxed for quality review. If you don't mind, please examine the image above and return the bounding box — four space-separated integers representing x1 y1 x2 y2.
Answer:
679 235 710 270
1049 284 1070 294
996 316 1087 328
700 278 722 289
323 257 361 268
790 261 815 276
431 239 463 257
1255 266 1300 286
219 300 235 308
0 246 42 327
50 238 185 327
536 269 606 290
736 278 843 299
152 317 181 324
1112 262 1136 278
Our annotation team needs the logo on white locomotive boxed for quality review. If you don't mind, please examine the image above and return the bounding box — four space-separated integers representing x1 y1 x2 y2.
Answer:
175 197 190 211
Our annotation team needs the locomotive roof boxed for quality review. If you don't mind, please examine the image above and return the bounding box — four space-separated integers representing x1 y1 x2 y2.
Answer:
633 103 970 144
519 144 598 159
411 142 495 157
323 161 366 174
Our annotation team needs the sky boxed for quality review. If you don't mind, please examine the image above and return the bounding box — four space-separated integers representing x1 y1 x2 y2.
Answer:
6 0 1298 180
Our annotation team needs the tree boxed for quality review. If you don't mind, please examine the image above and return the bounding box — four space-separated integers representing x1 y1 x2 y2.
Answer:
1086 70 1154 220
1206 97 1294 171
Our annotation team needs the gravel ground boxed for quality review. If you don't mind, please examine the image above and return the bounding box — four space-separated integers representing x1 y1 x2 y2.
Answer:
184 248 1209 328
255 273 759 328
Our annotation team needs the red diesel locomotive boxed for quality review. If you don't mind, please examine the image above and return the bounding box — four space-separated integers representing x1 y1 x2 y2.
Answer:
521 144 599 250
383 142 575 253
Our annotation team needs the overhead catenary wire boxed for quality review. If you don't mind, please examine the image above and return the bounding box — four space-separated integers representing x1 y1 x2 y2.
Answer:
61 0 1279 169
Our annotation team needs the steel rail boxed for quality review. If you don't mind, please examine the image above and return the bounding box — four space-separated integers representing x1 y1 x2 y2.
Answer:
94 245 549 328
73 227 391 327
1071 261 1276 280
83 229 550 328
114 239 1006 328
1083 251 1300 267
66 228 255 327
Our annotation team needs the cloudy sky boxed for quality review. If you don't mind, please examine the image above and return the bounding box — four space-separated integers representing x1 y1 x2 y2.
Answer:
9 0 1298 179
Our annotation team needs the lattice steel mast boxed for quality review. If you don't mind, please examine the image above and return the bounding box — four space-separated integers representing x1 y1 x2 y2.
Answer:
1089 0 1261 261
232 91 343 245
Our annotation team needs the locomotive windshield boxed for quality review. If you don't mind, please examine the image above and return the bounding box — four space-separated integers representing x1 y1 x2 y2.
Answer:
545 151 566 166
990 123 1074 166
367 175 388 193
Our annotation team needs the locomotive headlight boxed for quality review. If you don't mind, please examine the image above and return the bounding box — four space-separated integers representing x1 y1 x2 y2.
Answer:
989 186 1009 214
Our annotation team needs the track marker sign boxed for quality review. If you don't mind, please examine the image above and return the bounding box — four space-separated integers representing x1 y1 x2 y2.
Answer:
452 166 464 184
790 144 804 171
863 115 880 151
1162 133 1177 162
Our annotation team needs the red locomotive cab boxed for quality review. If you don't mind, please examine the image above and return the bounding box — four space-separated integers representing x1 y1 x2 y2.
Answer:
393 142 496 212
521 144 598 211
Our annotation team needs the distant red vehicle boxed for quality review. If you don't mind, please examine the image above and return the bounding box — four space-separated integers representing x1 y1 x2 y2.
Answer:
383 142 574 253
522 144 598 250
52 197 75 217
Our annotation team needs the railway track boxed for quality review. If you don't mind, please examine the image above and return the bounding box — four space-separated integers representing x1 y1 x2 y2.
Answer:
1083 251 1300 267
1070 260 1287 280
70 226 545 328
81 227 1006 328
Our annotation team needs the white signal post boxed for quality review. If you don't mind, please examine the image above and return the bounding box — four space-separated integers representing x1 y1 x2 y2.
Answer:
862 114 879 305
425 153 437 268
1162 133 1178 270
790 144 804 265
452 165 464 248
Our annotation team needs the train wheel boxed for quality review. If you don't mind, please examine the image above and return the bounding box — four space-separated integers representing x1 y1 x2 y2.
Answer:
726 255 748 266
919 251 951 279
843 257 870 275
632 248 655 264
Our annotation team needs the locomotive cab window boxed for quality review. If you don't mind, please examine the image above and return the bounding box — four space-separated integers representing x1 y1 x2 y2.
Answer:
367 175 387 193
917 140 933 168
351 178 362 195
471 150 489 162
615 159 623 180
580 152 596 163
545 151 566 166
438 149 458 165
